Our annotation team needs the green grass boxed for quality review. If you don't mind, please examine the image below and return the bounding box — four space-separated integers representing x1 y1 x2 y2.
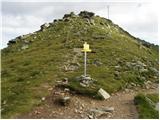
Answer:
134 93 159 119
1 12 159 118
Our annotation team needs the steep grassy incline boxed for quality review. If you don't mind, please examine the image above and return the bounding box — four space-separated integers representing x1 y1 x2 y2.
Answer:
1 11 158 118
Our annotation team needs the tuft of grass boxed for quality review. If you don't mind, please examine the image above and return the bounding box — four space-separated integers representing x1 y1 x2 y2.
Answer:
134 93 159 119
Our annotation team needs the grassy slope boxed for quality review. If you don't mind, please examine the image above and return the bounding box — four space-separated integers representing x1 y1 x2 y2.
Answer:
134 93 159 119
1 14 159 118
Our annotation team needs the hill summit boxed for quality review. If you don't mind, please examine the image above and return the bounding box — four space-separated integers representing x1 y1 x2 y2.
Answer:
2 11 159 118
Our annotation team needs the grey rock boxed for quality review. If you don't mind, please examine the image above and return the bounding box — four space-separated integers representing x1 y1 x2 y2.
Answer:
79 11 95 18
114 71 120 77
64 88 70 92
139 68 148 73
140 76 146 81
114 65 121 69
99 107 114 112
19 34 31 39
149 67 158 75
41 97 45 101
63 12 76 19
137 61 147 67
126 62 131 68
80 82 88 87
90 19 95 25
40 23 50 31
88 114 94 119
59 96 71 106
21 44 29 50
155 103 159 111
93 59 103 66
98 88 110 100
68 65 79 71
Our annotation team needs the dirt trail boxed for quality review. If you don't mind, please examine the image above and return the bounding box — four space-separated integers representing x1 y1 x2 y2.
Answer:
19 85 158 119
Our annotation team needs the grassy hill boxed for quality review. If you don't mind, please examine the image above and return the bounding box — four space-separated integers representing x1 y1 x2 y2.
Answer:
1 11 159 118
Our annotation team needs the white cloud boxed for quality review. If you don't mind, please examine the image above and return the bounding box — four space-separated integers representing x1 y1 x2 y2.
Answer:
1 1 158 48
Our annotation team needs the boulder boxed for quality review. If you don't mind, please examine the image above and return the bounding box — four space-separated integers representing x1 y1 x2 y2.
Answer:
98 88 110 100
63 12 76 19
79 11 95 19
8 39 16 45
40 23 50 31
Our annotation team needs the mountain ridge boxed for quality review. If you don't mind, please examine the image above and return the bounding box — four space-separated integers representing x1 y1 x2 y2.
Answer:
1 11 159 118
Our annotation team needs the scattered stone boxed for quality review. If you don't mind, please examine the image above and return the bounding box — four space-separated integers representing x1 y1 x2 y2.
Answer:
8 39 17 45
140 76 146 81
81 103 85 108
73 48 82 56
137 61 147 67
2 100 7 105
59 96 71 106
139 68 148 73
64 88 70 92
63 12 76 19
48 87 53 91
33 36 37 39
89 107 114 118
93 59 103 66
88 114 94 119
53 19 58 22
114 65 121 69
80 82 88 87
131 82 136 87
63 18 70 22
98 88 110 100
34 110 41 114
74 109 78 113
41 97 45 101
63 78 68 82
92 34 106 40
114 71 120 77
90 19 95 25
149 67 158 76
155 103 159 111
40 23 50 31
21 44 29 50
100 107 114 112
125 88 130 93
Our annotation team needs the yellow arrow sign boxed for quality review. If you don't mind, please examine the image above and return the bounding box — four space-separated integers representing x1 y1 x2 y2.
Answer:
82 42 91 52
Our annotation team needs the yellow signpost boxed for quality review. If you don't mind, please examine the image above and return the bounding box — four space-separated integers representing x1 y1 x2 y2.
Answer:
82 42 91 77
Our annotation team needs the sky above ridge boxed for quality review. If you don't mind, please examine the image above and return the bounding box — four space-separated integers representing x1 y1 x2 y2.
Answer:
1 1 158 48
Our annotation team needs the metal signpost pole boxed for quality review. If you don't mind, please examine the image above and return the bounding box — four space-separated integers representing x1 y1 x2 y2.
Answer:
82 42 91 78
84 51 87 77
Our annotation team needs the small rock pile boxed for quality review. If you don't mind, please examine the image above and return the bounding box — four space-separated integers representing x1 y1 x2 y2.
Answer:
76 75 95 87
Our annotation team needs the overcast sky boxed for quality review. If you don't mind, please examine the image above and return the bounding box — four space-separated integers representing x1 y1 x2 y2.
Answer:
1 1 158 48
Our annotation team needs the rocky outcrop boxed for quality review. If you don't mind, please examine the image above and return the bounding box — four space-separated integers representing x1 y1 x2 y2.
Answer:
79 11 95 19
